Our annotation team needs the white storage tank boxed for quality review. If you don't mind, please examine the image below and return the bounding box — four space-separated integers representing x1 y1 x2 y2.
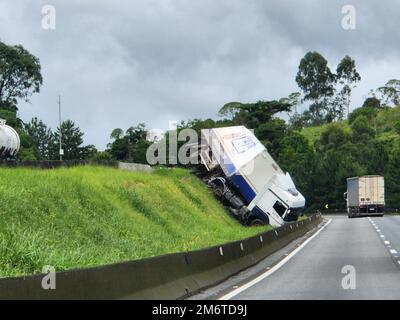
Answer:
0 119 20 159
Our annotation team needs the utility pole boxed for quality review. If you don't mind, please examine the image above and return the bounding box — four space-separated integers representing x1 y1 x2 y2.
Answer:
58 95 63 161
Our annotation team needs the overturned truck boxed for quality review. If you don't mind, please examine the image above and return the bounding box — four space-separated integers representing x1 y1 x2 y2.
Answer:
193 126 305 227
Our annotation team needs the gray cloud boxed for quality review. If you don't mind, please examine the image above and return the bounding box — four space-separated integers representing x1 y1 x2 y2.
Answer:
0 0 399 149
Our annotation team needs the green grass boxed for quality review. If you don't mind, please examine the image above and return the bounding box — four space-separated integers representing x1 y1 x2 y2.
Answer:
0 165 270 278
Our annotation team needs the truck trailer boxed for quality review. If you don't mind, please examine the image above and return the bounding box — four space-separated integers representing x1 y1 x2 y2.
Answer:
194 126 306 227
345 175 385 218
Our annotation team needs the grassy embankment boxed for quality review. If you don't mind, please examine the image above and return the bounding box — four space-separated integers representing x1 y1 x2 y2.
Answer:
300 105 400 147
0 166 271 278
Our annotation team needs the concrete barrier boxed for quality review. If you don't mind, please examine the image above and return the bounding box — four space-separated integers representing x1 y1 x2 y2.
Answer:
0 160 154 174
0 160 119 169
0 214 322 300
118 162 154 173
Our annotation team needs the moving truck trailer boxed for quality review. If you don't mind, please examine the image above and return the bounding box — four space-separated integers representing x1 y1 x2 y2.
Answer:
195 126 306 227
345 175 385 218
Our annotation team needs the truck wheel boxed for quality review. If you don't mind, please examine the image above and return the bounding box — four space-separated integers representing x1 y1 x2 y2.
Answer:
250 219 265 227
208 179 225 199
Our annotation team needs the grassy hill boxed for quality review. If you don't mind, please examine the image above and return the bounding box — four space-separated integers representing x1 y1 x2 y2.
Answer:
0 166 270 278
300 105 400 147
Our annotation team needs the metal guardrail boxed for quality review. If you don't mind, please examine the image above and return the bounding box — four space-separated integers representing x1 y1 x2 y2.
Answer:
0 213 322 300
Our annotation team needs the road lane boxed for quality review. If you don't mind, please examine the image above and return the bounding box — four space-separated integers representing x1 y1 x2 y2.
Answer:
227 215 400 300
369 215 400 265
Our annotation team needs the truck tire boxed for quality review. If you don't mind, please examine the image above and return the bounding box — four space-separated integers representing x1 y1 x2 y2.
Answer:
348 208 356 219
249 219 265 227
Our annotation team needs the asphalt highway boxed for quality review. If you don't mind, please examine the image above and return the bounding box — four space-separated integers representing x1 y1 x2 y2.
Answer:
192 215 400 300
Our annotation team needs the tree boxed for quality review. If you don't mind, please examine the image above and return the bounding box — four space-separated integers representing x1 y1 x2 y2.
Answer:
296 51 336 124
0 42 43 106
17 131 37 160
350 115 375 142
377 79 400 107
90 150 112 161
109 137 129 160
218 102 241 120
219 99 292 128
126 123 147 145
285 92 302 114
336 55 361 119
316 123 351 153
110 128 124 140
255 119 287 156
395 121 400 135
386 145 400 207
24 117 54 160
80 145 98 160
362 97 381 110
275 131 316 205
52 120 85 160
0 106 22 129
107 123 151 163
348 106 376 125
328 90 347 122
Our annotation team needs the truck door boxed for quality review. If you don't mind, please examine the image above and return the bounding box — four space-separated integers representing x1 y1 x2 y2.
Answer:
253 189 285 226
272 200 288 218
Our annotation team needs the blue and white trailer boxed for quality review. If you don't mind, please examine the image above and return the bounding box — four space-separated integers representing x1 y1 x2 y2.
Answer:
199 126 305 227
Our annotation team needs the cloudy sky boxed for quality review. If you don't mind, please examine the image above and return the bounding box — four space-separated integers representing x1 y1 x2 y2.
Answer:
0 0 399 149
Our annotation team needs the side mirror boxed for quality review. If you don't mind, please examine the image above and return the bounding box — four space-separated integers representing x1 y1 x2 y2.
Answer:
344 192 348 201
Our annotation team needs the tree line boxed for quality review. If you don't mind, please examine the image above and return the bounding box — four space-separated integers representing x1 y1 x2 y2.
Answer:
1 40 400 209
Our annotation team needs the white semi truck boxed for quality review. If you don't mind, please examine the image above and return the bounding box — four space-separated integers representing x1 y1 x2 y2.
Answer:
196 126 305 227
345 175 385 218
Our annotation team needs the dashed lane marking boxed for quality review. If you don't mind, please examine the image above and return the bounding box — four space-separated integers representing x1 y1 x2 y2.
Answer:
369 219 400 268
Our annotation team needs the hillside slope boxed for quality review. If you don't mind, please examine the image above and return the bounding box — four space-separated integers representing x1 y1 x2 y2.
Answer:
0 166 269 277
300 105 400 147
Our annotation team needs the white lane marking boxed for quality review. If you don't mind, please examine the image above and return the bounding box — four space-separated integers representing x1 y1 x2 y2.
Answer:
368 219 400 265
218 219 333 300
